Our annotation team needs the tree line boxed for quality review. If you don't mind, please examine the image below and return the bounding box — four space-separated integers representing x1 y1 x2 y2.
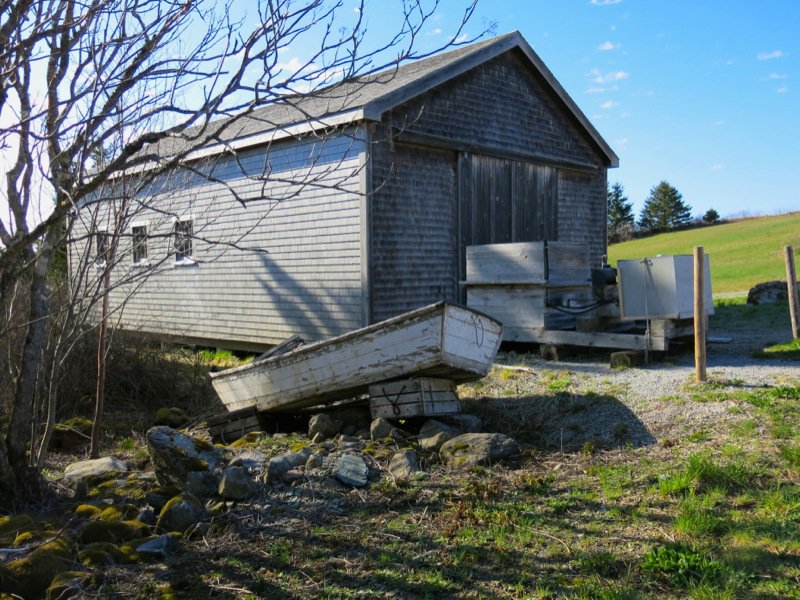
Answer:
607 181 721 243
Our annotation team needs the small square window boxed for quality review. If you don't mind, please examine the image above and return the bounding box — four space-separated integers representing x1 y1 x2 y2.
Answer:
174 220 193 263
132 226 147 264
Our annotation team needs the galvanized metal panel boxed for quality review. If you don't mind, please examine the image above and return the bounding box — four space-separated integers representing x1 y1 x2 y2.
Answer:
617 255 713 321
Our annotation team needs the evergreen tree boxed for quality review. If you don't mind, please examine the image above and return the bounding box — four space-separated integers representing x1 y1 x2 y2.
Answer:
703 208 720 224
607 182 635 242
638 181 692 232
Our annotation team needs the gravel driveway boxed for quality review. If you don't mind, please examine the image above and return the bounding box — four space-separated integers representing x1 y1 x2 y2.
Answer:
470 312 799 453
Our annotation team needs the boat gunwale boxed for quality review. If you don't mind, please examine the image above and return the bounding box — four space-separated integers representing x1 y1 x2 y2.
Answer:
209 301 501 381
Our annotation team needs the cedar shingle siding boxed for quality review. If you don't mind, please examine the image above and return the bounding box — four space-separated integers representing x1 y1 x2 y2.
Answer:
71 32 616 349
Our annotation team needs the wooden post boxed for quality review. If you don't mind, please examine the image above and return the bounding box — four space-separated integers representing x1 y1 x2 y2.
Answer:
786 246 800 339
694 246 707 382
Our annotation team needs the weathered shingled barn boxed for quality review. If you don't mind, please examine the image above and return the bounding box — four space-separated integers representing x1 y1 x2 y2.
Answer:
74 31 618 351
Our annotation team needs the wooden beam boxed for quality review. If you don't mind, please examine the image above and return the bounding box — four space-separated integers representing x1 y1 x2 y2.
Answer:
393 129 600 174
501 326 669 351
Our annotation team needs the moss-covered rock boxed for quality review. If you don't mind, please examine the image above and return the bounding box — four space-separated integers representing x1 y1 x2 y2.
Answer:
98 503 140 521
154 407 190 428
74 504 103 519
0 514 35 545
78 542 123 567
230 431 265 448
13 529 59 547
46 570 93 599
146 426 223 497
156 492 204 533
146 486 181 513
50 416 93 450
0 536 75 598
79 519 151 544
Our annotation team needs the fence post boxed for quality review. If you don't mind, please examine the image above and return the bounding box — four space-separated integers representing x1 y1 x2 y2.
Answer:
785 246 800 339
694 246 707 383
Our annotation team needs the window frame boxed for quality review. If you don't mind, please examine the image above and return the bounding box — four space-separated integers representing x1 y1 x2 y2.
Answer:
131 223 149 266
94 229 110 268
173 218 195 266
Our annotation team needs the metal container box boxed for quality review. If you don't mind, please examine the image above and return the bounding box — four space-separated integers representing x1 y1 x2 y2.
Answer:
617 255 713 321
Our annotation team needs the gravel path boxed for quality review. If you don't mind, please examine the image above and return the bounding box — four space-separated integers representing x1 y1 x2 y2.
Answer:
483 317 799 453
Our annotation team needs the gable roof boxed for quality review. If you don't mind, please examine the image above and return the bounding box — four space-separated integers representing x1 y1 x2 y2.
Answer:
159 31 618 168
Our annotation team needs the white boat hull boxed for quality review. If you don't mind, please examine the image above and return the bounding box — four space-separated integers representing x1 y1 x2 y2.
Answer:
210 303 502 413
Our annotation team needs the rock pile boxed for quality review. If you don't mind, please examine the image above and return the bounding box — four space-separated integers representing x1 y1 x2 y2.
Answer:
0 410 519 598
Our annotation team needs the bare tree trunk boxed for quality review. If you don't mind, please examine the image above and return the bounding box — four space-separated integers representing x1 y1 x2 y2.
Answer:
2 228 57 503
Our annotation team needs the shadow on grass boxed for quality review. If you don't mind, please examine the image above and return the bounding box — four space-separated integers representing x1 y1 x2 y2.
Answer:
463 392 656 452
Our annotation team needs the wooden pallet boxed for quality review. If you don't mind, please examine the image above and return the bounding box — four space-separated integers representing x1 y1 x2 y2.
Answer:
368 378 461 419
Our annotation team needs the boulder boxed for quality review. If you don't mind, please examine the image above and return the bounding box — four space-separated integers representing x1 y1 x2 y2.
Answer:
136 534 180 559
438 414 483 433
334 454 369 487
308 413 343 439
154 407 190 428
46 570 93 599
266 448 312 481
218 466 258 500
305 452 325 471
418 431 451 452
228 450 268 474
370 418 404 441
419 419 459 438
49 417 93 451
156 492 204 533
388 451 419 482
747 280 795 305
79 520 150 544
63 456 128 491
439 433 520 469
146 426 223 498
0 537 74 597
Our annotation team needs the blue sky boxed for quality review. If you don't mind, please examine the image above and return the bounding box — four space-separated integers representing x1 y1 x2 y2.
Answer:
368 0 798 219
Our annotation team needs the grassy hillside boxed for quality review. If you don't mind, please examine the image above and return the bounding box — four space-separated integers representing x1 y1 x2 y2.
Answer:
608 212 800 295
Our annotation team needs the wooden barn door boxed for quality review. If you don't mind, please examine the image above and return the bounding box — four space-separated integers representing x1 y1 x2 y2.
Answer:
457 153 558 300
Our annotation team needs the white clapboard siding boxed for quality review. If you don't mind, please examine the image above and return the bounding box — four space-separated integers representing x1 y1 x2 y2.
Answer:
75 132 367 348
209 303 502 413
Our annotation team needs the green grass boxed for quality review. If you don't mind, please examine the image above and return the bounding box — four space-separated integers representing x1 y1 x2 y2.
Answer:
608 211 800 294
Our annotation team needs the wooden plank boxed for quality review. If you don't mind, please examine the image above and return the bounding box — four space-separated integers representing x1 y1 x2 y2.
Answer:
546 242 591 283
501 326 669 351
467 286 546 329
255 335 304 361
369 378 461 419
466 242 546 283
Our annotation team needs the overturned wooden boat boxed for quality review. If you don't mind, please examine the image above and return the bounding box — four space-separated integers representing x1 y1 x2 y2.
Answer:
210 302 502 413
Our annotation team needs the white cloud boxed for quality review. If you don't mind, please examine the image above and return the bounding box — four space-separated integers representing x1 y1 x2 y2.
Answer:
597 41 620 51
600 100 618 109
777 85 789 94
585 85 619 94
589 68 630 84
713 120 726 127
710 164 723 171
427 27 442 36
767 72 788 80
757 50 785 60
615 137 629 147
590 0 622 5
452 33 468 44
